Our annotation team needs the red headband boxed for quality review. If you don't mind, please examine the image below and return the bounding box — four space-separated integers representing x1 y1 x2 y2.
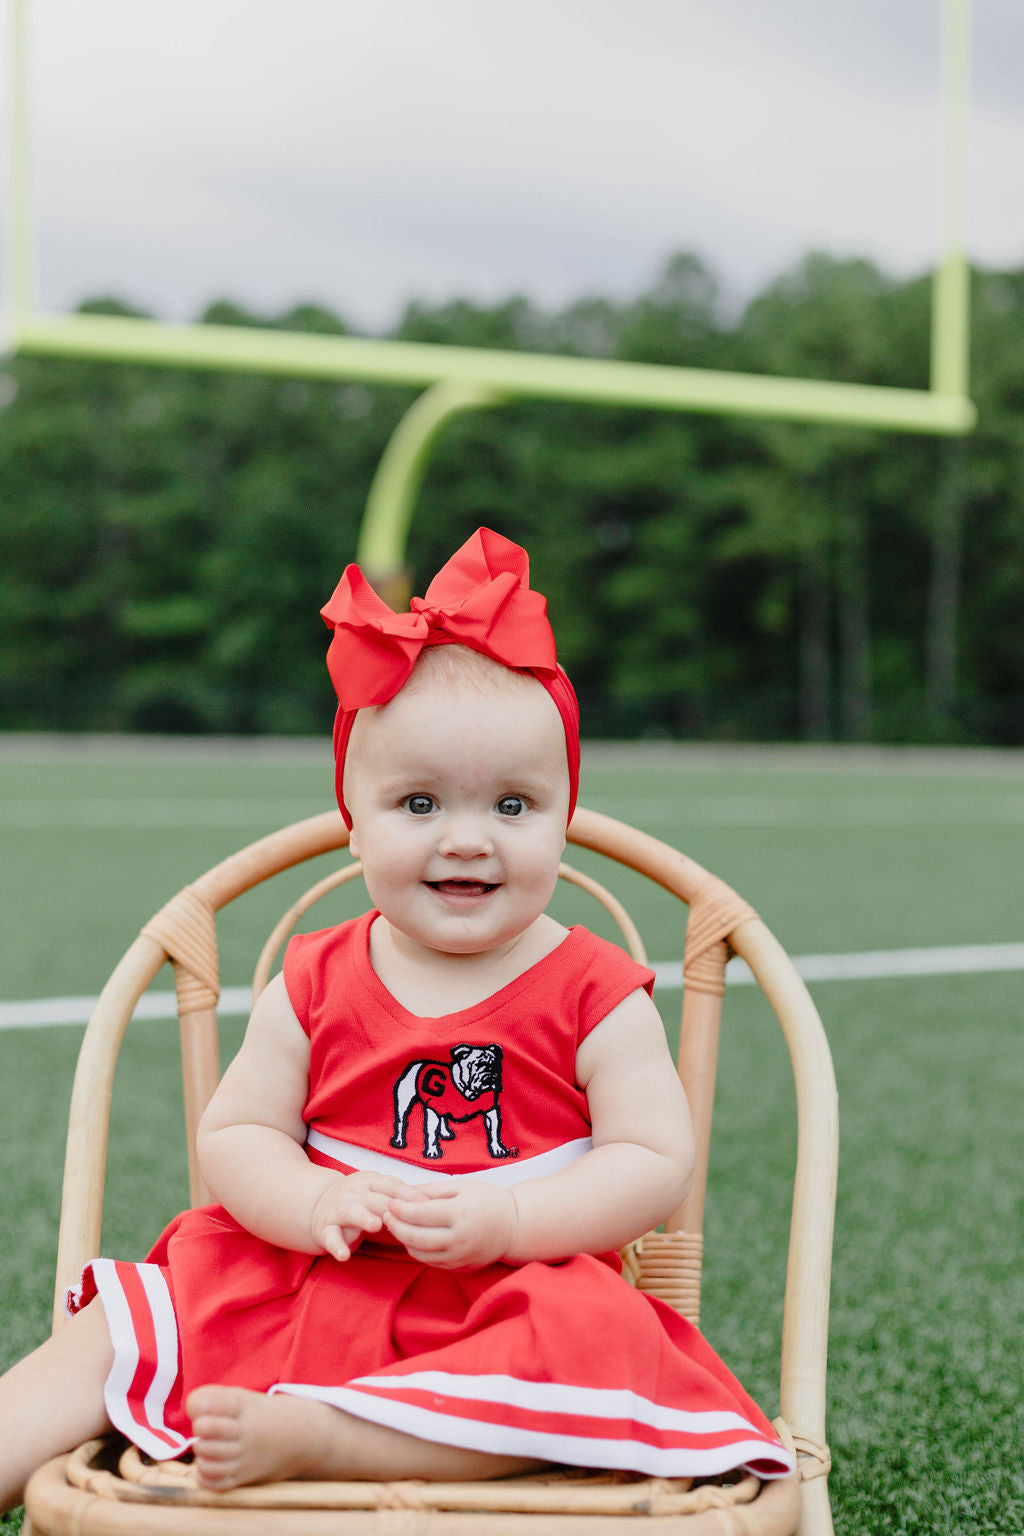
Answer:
321 527 580 829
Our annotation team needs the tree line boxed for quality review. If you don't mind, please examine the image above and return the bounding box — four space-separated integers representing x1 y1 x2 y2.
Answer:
1 251 1022 744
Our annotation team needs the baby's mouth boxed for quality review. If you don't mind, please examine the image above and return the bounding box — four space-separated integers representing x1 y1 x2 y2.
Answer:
427 880 499 897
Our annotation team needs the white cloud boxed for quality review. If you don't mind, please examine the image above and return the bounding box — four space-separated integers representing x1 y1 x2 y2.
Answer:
3 0 1021 329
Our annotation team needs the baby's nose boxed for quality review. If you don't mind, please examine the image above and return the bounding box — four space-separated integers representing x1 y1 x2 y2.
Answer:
439 814 494 857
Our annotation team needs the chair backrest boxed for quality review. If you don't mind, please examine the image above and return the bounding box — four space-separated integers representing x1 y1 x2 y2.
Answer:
53 804 837 1488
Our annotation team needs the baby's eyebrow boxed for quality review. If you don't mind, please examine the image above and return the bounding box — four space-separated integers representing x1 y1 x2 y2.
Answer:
371 768 440 791
499 772 558 792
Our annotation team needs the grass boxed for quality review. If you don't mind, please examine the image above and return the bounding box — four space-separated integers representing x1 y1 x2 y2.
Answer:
2 737 1023 1535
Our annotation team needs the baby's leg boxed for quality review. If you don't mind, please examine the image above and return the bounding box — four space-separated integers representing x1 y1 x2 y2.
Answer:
187 1386 542 1491
0 1303 113 1512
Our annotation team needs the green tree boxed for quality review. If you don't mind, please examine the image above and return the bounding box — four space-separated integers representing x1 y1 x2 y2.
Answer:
2 256 1022 744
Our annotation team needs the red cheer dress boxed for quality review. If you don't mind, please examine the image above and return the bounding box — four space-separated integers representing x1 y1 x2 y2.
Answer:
68 912 793 1481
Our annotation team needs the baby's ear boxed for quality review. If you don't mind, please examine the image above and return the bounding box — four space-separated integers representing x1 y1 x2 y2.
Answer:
348 828 360 859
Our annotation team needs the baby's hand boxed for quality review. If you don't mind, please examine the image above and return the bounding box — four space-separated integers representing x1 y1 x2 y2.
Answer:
311 1172 426 1261
384 1180 518 1270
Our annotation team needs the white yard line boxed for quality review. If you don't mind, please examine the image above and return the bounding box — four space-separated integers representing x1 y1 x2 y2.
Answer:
4 793 1024 830
3 735 1023 777
0 986 258 1029
0 798 329 830
2 943 1022 1030
654 941 1024 990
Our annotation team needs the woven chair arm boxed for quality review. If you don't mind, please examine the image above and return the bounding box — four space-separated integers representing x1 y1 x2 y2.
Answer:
140 885 220 1012
682 876 758 997
789 1429 832 1482
620 1231 703 1327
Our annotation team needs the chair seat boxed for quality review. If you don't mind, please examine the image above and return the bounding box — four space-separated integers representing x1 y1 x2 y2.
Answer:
26 1427 803 1535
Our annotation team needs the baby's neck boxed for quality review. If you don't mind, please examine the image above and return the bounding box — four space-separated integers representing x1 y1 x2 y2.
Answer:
369 914 568 1018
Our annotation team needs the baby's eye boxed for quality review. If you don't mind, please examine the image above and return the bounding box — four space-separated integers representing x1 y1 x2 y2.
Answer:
404 794 436 816
496 795 527 817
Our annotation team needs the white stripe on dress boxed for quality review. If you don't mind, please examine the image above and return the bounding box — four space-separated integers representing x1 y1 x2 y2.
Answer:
90 1259 192 1460
270 1382 793 1479
305 1128 594 1187
347 1370 769 1438
138 1263 191 1454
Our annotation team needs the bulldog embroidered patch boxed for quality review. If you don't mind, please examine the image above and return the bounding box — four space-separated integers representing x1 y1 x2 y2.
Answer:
390 1044 515 1160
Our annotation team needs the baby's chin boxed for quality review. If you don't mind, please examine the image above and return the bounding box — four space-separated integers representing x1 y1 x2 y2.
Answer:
388 911 539 962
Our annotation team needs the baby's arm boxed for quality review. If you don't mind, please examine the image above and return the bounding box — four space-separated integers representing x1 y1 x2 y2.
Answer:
384 987 694 1267
197 974 420 1259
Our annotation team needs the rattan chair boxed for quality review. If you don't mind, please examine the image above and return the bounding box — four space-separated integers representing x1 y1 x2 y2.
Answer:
24 805 837 1536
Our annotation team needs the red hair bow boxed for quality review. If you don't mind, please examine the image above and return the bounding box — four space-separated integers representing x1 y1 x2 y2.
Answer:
320 528 579 827
320 527 558 708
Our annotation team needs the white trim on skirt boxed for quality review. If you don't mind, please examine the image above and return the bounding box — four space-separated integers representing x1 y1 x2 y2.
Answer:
305 1128 594 1187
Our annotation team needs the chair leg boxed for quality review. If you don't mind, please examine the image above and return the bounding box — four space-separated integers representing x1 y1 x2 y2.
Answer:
797 1471 835 1536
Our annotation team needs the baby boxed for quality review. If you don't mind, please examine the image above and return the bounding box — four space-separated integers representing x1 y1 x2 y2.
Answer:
0 528 793 1508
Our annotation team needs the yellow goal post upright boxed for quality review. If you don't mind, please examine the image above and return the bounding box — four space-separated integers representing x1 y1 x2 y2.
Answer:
3 0 974 596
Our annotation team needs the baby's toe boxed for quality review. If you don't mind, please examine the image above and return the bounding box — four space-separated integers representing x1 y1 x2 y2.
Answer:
187 1385 245 1431
194 1457 242 1491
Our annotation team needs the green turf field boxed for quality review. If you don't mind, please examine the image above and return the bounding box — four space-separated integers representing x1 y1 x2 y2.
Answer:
1 738 1022 1534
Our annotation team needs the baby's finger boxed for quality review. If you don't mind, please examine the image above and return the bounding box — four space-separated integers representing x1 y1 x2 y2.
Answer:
321 1223 352 1262
384 1214 450 1253
386 1196 453 1228
354 1193 392 1220
368 1175 428 1201
346 1202 384 1234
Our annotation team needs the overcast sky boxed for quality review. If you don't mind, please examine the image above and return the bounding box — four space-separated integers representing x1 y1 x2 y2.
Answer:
3 0 1023 332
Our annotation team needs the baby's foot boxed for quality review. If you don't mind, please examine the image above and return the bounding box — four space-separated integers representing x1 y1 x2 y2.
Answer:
186 1386 329 1491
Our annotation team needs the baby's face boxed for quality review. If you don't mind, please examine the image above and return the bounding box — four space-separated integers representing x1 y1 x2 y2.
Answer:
344 673 569 961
